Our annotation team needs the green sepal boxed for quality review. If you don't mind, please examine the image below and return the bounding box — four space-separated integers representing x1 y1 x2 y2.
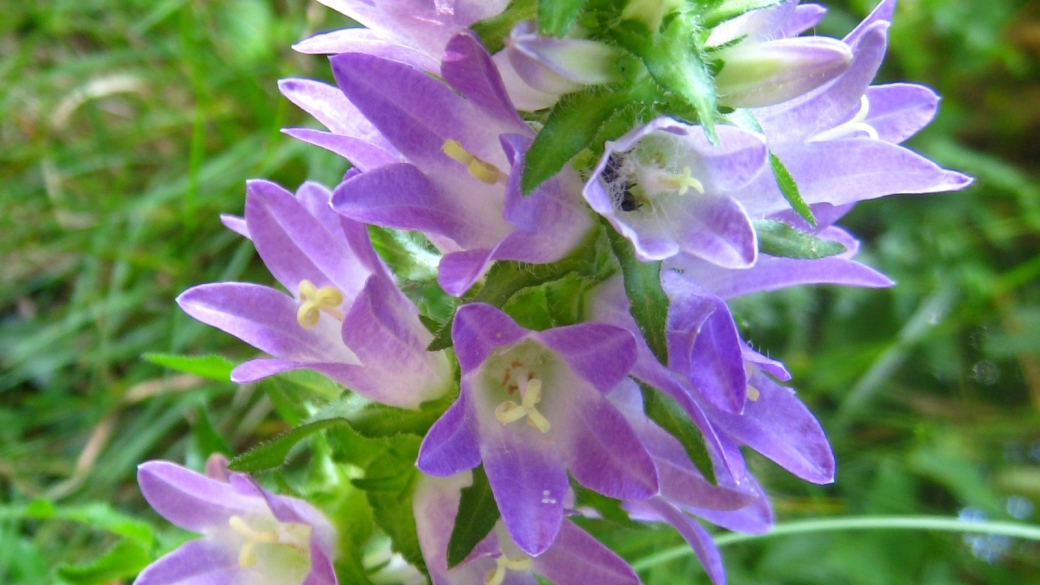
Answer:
142 352 235 382
55 539 151 585
638 382 716 484
768 153 816 227
539 0 589 36
227 418 351 473
472 0 537 54
703 0 786 29
447 465 500 568
603 219 670 366
571 481 643 529
753 219 847 259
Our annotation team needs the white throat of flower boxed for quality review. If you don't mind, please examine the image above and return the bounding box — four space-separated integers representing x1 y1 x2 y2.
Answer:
808 95 880 142
441 139 505 185
297 280 345 328
484 554 533 585
495 375 551 433
228 515 310 569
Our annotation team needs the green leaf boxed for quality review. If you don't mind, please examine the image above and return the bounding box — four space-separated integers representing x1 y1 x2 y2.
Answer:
753 219 847 259
142 353 235 382
768 153 816 227
360 436 428 575
571 482 643 529
189 405 232 457
612 16 718 142
261 370 342 426
56 539 151 585
538 0 588 37
639 382 716 484
368 226 441 282
347 393 457 439
521 88 631 194
331 488 377 585
447 466 500 568
603 220 670 365
472 0 537 54
703 0 785 29
228 418 351 472
0 501 156 545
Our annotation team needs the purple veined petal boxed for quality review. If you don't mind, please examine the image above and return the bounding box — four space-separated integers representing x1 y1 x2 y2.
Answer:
133 538 240 585
245 179 370 305
452 304 529 373
442 32 527 130
686 474 774 534
673 192 758 268
780 3 828 37
229 358 358 386
633 499 726 585
536 323 637 395
505 21 623 91
482 424 569 556
417 391 482 476
492 51 562 111
278 78 395 155
663 274 747 413
708 371 835 484
294 181 353 256
559 381 658 500
531 520 640 585
299 534 338 585
220 214 249 239
338 273 453 407
137 461 266 534
864 83 940 144
438 248 496 297
282 128 401 172
177 283 360 366
293 27 439 72
756 22 889 142
740 341 792 382
844 0 896 47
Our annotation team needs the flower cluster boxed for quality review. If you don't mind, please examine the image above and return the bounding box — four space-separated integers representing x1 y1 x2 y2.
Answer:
136 1 970 585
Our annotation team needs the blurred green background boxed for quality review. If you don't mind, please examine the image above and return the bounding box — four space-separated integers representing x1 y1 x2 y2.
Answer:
2 0 1039 583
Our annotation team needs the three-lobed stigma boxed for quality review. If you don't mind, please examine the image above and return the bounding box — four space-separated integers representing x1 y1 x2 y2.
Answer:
484 554 533 585
657 166 705 196
495 377 551 433
441 139 505 185
296 280 345 328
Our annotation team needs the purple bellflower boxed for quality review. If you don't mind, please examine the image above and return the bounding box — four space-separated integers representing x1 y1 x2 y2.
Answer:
414 472 640 585
293 0 508 74
177 180 453 409
135 455 337 585
415 303 658 556
327 33 592 295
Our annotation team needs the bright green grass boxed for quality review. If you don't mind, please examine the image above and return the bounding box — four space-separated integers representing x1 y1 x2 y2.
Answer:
2 0 1040 584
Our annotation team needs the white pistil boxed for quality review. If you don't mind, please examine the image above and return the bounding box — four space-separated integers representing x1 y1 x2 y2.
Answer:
494 377 551 433
484 554 533 585
657 166 705 195
809 95 879 142
229 515 280 569
441 139 505 185
296 280 345 328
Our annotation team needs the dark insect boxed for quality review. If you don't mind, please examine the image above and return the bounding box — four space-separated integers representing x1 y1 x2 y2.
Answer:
603 152 643 212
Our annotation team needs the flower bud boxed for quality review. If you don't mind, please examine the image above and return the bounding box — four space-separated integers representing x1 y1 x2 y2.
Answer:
505 21 624 96
714 37 853 108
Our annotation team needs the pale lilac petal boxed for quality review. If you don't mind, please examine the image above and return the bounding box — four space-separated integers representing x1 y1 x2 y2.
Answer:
675 193 758 268
417 392 482 476
637 499 726 585
532 520 640 585
741 342 791 382
492 51 561 111
293 27 439 72
537 323 636 394
137 461 264 533
864 83 939 143
177 283 359 366
134 539 239 585
781 4 827 37
414 473 500 585
278 78 395 154
245 179 370 304
499 133 591 240
299 536 338 585
715 37 853 109
437 248 496 297
844 0 896 46
219 214 249 239
452 304 529 373
687 476 774 534
282 128 400 172
442 33 527 129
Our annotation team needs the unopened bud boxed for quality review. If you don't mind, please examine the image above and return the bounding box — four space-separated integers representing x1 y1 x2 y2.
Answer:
505 21 624 96
714 37 853 108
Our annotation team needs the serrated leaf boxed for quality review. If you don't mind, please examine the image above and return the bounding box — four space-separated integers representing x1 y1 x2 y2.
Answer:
612 17 718 142
447 466 500 568
639 382 716 484
521 88 631 194
571 482 643 529
703 0 785 28
603 221 670 365
753 219 846 259
228 419 351 472
472 0 537 54
56 539 151 585
538 0 588 37
362 436 427 575
142 353 235 382
768 153 815 227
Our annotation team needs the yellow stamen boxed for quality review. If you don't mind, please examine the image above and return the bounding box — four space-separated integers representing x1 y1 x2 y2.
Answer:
747 385 760 402
484 555 533 585
229 516 280 569
441 139 504 185
296 280 345 328
659 166 704 195
494 378 551 433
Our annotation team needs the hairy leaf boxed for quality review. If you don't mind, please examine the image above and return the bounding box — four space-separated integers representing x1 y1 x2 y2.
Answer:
472 0 537 54
604 221 670 365
703 0 786 29
539 0 588 37
447 466 500 568
639 382 716 484
228 418 351 472
769 153 816 227
571 481 643 528
754 219 847 259
142 353 235 382
359 436 428 575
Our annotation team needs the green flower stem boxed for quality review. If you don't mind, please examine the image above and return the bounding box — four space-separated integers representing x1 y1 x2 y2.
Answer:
631 516 1040 571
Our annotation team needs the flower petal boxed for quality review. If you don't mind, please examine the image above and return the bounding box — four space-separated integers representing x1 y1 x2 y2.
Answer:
442 32 527 130
293 27 438 72
636 499 726 585
137 461 264 533
278 78 395 155
531 520 640 585
864 83 939 144
537 323 636 395
134 538 240 585
451 304 529 374
282 128 400 172
417 391 482 477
